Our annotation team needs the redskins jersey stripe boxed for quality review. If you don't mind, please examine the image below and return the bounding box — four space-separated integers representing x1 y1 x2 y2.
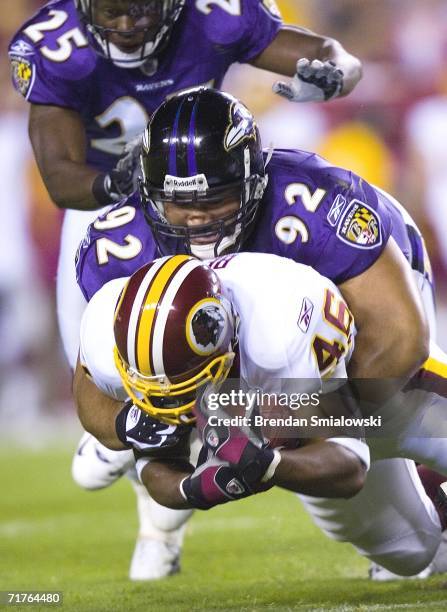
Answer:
405 352 447 398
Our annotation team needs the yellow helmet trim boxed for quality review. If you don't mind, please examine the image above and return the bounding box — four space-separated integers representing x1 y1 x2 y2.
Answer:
114 345 235 425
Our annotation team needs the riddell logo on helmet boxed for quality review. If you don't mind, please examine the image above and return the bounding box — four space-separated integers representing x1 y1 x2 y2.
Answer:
164 174 209 193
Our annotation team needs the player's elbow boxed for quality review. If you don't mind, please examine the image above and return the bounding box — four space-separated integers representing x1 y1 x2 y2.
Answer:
340 458 367 498
395 313 430 374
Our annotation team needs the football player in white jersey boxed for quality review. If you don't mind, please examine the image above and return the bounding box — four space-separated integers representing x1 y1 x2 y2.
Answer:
74 253 446 578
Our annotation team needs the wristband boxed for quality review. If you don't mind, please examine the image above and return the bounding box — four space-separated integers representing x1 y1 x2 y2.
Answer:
135 456 152 484
261 449 282 483
92 173 114 206
327 437 371 470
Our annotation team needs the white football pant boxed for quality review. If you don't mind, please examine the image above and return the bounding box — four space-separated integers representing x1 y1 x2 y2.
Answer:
299 458 442 576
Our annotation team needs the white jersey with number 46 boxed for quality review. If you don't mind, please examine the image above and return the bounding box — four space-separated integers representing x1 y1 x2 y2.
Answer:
79 252 355 399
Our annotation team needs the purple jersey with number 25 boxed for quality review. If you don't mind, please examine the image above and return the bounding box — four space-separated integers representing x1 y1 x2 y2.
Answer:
76 148 424 300
9 0 281 172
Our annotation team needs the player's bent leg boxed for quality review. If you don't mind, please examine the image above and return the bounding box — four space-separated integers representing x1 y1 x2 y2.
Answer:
298 458 442 576
370 532 447 581
127 472 193 581
395 343 447 475
72 432 134 490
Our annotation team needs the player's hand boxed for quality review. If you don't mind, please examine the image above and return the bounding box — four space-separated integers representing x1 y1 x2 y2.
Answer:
92 135 142 205
115 401 192 456
194 392 281 491
273 58 344 103
180 457 254 510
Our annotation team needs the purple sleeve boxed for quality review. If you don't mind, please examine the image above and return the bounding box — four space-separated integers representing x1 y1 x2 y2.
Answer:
256 151 394 285
76 201 158 301
9 48 85 109
195 0 282 63
236 0 282 63
309 176 393 284
8 1 93 110
75 224 103 301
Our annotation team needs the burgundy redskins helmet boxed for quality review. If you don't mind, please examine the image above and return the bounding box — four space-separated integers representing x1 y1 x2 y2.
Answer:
113 255 235 424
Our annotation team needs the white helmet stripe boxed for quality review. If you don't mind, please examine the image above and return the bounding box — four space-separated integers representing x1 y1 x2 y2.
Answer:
151 258 203 376
127 256 171 369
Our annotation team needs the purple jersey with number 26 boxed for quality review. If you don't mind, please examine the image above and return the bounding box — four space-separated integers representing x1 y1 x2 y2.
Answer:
9 0 281 172
76 148 423 300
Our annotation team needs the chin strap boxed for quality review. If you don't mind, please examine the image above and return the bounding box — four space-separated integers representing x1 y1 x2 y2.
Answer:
190 229 241 260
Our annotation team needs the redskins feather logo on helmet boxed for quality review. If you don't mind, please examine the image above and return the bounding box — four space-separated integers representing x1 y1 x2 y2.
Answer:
113 255 235 424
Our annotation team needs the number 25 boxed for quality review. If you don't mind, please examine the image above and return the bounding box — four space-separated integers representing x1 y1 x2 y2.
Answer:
24 10 88 62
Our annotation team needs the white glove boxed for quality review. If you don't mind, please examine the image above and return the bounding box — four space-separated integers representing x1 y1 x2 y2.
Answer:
273 58 344 103
115 134 143 188
92 135 143 205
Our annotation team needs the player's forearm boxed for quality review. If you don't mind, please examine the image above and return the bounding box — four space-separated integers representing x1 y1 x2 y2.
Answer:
348 325 428 380
73 359 127 450
340 239 430 384
251 26 362 95
28 103 103 211
140 459 194 509
37 159 102 211
37 159 103 211
273 441 366 498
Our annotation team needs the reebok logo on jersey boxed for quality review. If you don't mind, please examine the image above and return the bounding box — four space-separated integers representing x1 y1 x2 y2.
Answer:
327 194 347 226
298 297 314 333
337 200 382 249
9 39 35 56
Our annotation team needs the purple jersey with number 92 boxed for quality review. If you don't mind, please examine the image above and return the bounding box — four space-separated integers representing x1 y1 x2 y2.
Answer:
76 149 430 301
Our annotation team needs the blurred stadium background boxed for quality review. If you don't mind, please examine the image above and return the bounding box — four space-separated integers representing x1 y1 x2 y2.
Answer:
1 3 447 607
1 0 447 431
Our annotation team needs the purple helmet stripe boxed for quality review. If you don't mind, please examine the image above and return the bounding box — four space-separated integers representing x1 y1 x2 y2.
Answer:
187 99 199 175
168 96 187 175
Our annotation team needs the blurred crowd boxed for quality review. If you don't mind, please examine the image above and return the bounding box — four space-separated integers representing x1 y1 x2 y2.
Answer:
1 0 446 421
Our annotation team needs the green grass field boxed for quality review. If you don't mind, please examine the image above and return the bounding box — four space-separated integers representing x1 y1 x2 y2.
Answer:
1 445 447 612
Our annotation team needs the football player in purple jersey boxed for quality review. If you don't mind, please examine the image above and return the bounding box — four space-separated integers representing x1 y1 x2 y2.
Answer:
78 87 434 396
76 87 447 578
8 0 362 580
9 0 362 370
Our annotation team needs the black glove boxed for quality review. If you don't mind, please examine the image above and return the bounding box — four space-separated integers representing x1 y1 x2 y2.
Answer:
115 401 192 457
92 136 142 205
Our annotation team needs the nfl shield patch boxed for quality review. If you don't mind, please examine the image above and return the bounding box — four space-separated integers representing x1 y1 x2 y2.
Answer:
337 200 382 249
10 55 34 98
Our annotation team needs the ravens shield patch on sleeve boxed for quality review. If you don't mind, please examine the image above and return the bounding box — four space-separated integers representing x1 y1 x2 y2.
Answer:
336 200 382 249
